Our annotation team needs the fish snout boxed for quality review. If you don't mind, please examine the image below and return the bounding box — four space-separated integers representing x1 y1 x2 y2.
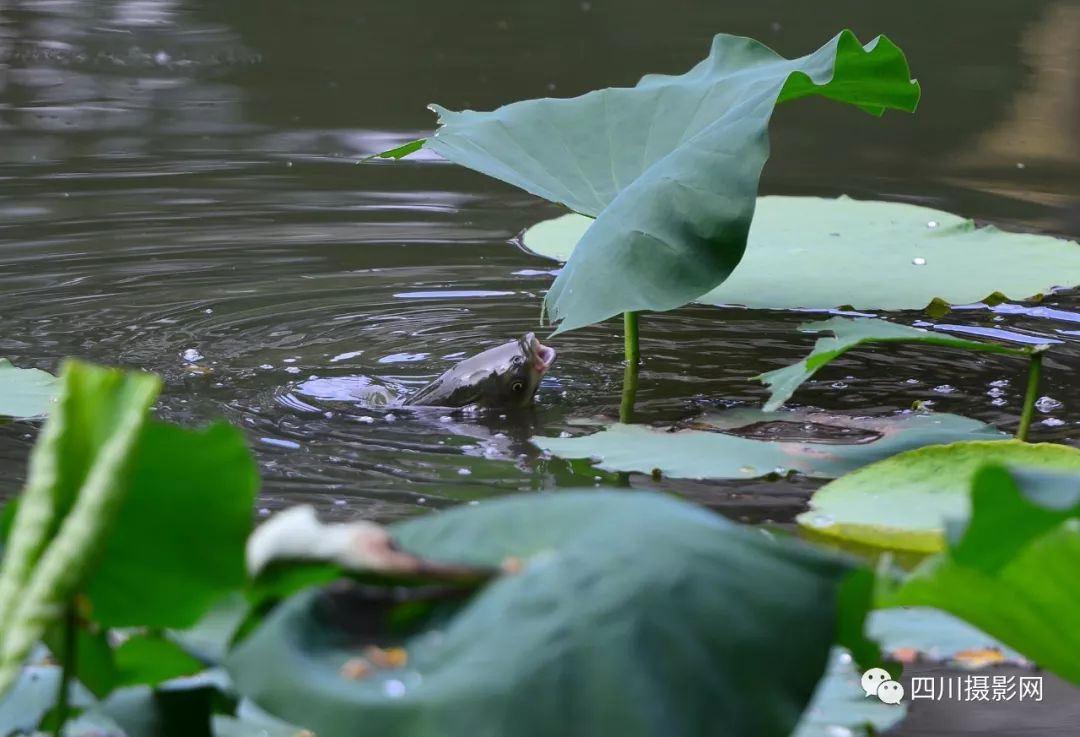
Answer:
528 334 556 374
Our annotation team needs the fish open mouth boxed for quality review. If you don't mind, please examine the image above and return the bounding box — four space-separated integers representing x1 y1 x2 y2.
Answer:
524 332 557 374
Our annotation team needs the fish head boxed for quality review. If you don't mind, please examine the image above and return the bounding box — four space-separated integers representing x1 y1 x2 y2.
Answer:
473 332 556 408
404 332 556 409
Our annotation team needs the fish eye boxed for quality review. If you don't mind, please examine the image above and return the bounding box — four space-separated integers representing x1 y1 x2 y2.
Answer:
511 381 524 393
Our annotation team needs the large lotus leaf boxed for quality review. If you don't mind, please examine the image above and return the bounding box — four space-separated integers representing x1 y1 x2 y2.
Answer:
532 409 1002 481
227 491 873 737
0 359 58 419
521 197 1080 317
0 361 160 695
214 701 310 737
410 31 917 333
799 440 1080 554
877 465 1080 684
756 317 1034 411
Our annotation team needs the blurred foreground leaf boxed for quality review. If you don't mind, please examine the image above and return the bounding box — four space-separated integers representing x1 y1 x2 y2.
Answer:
229 491 878 737
877 465 1080 684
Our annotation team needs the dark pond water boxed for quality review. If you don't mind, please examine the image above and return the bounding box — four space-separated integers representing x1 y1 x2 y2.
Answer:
3 0 1080 531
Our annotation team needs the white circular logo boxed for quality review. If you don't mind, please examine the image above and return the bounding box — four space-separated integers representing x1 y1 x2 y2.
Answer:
877 679 905 704
861 668 904 704
860 667 891 698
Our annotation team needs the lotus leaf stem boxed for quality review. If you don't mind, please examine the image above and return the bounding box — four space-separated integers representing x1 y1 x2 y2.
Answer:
1016 347 1047 442
620 359 639 425
624 311 641 366
52 604 76 737
620 312 641 424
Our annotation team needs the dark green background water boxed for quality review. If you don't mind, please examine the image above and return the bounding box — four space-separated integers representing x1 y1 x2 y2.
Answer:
3 0 1080 732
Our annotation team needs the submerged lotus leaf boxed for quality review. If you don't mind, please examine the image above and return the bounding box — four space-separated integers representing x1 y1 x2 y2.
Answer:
0 359 58 419
409 32 917 333
756 317 1034 411
532 409 1003 480
877 465 1080 685
520 197 1080 316
228 491 872 737
799 440 1080 554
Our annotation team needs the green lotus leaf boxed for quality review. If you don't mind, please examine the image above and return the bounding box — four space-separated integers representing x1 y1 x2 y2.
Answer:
0 362 259 697
42 624 116 699
0 361 160 695
0 359 58 419
877 464 1080 685
112 633 206 690
532 408 1002 481
520 197 1080 317
799 440 1080 554
228 491 875 737
756 317 1035 411
83 421 258 629
403 31 917 333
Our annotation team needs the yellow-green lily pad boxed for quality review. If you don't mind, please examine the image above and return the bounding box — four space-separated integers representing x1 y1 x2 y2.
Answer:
798 440 1080 553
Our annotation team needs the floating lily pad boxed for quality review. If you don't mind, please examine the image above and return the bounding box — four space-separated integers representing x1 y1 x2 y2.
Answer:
756 317 1034 411
0 359 58 419
228 491 874 737
877 464 1080 685
395 32 917 333
867 607 1023 667
520 197 1080 315
532 409 1003 481
798 440 1080 553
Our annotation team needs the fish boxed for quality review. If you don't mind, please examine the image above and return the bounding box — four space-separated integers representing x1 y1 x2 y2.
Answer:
403 332 556 408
